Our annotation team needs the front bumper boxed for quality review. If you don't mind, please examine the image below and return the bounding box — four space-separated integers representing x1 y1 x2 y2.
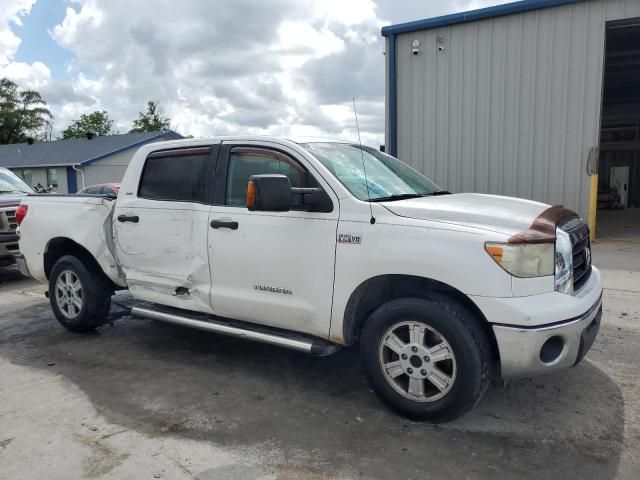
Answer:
14 253 31 277
493 295 602 379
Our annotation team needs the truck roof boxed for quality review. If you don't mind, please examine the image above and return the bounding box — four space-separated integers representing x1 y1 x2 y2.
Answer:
139 136 356 151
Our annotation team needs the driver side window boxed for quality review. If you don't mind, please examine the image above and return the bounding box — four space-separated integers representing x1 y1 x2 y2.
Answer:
225 147 312 208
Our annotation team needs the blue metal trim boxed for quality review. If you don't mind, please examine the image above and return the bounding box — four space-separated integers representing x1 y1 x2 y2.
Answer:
381 0 588 37
66 167 78 193
79 130 183 167
388 34 398 157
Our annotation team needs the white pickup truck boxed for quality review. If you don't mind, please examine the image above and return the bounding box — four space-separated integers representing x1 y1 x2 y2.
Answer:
16 136 603 421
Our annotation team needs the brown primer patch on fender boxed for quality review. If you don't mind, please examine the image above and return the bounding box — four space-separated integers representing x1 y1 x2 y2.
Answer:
509 205 579 244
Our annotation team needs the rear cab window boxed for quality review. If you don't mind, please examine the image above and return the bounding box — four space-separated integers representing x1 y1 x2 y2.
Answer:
138 147 213 203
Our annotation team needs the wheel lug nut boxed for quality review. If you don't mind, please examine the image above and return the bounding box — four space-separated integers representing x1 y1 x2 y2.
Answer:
423 356 430 362
407 368 413 374
421 369 427 375
411 346 418 353
401 354 408 360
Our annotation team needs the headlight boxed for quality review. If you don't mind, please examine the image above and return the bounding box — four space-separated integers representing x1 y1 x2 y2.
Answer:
485 242 554 278
554 228 573 294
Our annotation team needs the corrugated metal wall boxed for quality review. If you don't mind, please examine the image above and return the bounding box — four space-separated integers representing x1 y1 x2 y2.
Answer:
389 0 640 219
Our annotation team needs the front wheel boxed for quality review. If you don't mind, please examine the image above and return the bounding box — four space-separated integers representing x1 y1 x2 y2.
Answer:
360 296 492 422
49 255 112 332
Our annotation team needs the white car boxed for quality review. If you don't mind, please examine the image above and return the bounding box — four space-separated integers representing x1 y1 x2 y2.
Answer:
15 136 602 421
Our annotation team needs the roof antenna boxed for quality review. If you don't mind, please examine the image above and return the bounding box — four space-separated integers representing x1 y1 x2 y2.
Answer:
353 97 375 225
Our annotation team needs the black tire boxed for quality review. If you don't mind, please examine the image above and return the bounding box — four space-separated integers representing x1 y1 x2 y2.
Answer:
49 255 112 332
360 295 492 422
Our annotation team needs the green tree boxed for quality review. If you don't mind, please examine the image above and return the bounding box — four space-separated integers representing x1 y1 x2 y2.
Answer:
130 101 171 133
0 78 53 144
61 111 115 139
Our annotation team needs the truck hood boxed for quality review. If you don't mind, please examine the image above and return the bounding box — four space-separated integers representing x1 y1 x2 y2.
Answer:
382 193 551 237
0 192 28 208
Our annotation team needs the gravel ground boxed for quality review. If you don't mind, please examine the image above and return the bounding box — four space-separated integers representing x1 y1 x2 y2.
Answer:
0 243 638 480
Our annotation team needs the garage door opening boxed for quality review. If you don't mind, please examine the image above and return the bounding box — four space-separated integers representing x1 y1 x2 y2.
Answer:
597 19 640 241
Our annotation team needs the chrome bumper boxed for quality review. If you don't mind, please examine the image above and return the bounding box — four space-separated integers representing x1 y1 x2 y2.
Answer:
14 253 31 277
493 295 602 379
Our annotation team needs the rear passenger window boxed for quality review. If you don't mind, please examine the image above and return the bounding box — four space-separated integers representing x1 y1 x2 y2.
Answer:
139 149 211 203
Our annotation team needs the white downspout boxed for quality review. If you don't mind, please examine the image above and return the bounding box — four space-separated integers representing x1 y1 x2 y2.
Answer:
72 165 85 191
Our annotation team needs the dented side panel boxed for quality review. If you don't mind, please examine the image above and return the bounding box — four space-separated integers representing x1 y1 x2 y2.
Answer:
18 195 126 286
113 199 214 314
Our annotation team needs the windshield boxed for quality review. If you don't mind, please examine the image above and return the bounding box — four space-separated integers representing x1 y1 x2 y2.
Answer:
302 143 444 201
0 169 34 194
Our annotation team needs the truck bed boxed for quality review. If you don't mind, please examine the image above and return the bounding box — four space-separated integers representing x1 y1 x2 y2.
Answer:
18 194 126 286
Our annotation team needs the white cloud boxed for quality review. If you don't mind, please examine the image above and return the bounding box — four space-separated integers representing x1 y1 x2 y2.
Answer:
46 0 389 141
0 59 50 88
0 0 35 63
0 0 42 83
2 0 509 144
456 0 513 11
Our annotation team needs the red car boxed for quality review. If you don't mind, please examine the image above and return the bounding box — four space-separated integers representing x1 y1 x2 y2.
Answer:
78 183 120 196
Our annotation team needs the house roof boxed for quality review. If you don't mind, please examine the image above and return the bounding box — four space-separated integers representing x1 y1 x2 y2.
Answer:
381 0 588 37
0 130 183 169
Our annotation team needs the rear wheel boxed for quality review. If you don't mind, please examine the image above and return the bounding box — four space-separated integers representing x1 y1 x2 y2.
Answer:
360 295 492 422
49 255 112 332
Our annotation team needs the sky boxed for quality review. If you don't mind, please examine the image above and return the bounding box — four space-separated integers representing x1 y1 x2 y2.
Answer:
0 0 510 145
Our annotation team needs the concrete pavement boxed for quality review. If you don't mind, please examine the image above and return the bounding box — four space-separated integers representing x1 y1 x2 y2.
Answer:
0 243 638 480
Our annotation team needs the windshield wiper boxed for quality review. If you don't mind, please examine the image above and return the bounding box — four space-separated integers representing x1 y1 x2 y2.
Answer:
424 190 452 196
369 193 427 202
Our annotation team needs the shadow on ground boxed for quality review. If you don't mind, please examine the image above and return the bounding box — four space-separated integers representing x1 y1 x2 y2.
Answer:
0 300 626 480
0 265 28 286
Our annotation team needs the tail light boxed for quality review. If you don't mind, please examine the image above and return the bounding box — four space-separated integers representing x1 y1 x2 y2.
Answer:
15 204 28 225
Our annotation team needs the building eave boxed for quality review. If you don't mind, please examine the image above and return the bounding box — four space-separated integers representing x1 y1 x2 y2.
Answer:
381 0 588 37
5 163 81 169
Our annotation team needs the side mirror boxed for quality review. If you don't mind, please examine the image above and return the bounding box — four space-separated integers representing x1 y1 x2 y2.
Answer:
299 189 333 213
247 174 292 212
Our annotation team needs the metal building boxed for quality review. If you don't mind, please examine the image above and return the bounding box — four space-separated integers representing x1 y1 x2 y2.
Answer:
382 0 640 238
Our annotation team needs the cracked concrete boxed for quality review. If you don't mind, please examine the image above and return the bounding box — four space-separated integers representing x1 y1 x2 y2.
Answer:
0 242 638 479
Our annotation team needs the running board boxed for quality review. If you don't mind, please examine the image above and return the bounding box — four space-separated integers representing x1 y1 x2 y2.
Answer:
131 306 339 356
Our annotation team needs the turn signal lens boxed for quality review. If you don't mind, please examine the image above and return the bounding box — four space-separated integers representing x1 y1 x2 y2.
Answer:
485 245 503 263
15 204 28 225
246 180 256 209
555 228 573 294
485 242 554 278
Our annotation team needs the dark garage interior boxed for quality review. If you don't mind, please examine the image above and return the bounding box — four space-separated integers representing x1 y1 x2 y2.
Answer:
598 19 640 240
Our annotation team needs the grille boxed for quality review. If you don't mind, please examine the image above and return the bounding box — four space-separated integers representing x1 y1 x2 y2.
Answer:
6 209 17 231
561 218 592 291
0 209 18 233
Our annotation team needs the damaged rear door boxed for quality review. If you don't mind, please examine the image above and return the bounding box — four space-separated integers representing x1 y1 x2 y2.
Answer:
113 145 219 313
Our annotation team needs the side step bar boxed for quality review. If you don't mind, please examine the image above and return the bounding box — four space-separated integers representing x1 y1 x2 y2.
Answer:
131 306 339 356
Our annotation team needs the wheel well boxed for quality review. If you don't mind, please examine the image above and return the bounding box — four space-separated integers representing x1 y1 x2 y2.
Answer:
342 275 499 358
44 238 115 289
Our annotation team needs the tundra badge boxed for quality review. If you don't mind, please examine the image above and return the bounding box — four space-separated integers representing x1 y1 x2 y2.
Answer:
254 285 293 295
